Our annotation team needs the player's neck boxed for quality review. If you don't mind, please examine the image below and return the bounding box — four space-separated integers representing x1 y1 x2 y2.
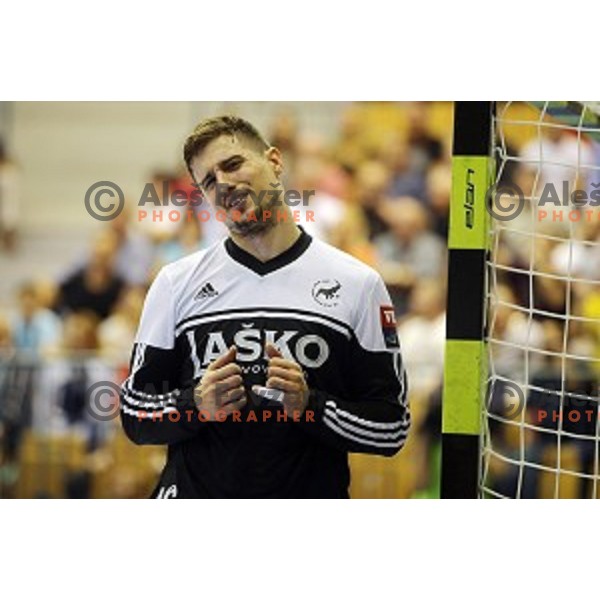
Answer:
229 221 302 263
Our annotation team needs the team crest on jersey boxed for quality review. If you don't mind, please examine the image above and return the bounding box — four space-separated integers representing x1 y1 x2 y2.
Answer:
380 305 399 349
312 279 341 307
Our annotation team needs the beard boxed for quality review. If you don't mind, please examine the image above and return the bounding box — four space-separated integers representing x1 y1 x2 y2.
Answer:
227 207 274 237
225 191 280 237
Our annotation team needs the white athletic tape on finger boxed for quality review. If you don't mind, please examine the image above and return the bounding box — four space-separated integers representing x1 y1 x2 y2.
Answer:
253 386 284 403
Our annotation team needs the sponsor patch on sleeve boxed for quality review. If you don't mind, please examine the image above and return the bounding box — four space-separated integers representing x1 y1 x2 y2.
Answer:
380 305 399 349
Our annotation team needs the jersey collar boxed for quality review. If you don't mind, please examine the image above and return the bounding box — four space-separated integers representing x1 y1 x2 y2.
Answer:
224 226 312 276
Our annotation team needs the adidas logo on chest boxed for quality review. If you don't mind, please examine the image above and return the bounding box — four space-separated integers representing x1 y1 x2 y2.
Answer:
195 282 219 300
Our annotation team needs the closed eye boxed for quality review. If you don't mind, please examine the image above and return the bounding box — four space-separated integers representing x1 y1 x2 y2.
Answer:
221 155 244 172
200 155 245 192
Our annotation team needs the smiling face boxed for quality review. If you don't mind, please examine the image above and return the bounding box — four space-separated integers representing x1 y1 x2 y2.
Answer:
189 134 284 237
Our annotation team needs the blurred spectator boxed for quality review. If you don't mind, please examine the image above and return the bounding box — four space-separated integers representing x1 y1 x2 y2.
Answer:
335 160 393 266
520 127 595 232
524 321 598 498
352 160 393 241
532 237 568 314
374 197 446 314
0 307 37 486
485 394 543 499
33 278 60 313
488 284 545 383
98 286 145 365
548 215 600 282
156 215 208 267
0 314 20 491
137 171 184 243
0 312 14 409
0 314 11 349
0 137 21 252
108 206 155 286
33 312 113 448
406 101 445 172
291 134 348 244
57 312 100 429
578 279 600 366
398 279 446 396
379 134 427 200
494 160 540 266
57 230 125 320
330 104 367 172
550 238 598 280
269 109 299 155
520 126 595 192
11 282 61 357
269 109 299 186
425 161 451 239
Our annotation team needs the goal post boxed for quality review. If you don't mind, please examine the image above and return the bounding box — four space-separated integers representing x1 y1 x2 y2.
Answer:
441 101 494 498
443 101 600 499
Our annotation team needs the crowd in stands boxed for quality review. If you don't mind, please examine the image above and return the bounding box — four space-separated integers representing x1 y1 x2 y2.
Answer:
2 102 599 498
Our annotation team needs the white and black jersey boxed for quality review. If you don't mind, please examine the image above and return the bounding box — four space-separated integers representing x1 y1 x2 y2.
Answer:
120 227 410 498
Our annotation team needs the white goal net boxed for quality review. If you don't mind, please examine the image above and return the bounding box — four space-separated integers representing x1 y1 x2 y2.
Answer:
482 101 600 498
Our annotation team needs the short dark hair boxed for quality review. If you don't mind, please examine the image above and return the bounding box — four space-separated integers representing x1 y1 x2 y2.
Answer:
183 115 270 180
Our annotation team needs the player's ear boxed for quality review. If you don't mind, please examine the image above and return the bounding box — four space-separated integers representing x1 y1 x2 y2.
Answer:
265 146 284 179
